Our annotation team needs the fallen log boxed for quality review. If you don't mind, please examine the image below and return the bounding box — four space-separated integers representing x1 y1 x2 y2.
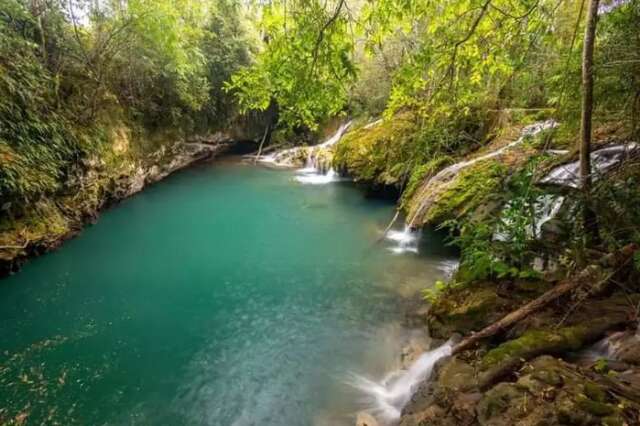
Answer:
451 243 638 355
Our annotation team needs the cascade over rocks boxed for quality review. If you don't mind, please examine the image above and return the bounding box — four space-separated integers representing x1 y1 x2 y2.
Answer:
258 122 353 185
541 142 639 188
405 120 558 228
260 121 352 170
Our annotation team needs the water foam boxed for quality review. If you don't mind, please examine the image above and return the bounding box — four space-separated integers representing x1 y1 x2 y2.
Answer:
385 226 421 254
347 341 453 424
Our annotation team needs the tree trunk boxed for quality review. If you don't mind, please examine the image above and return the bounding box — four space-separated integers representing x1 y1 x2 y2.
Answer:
580 0 600 238
254 123 272 164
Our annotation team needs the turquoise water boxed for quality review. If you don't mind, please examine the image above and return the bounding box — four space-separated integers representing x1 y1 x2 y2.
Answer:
0 159 455 425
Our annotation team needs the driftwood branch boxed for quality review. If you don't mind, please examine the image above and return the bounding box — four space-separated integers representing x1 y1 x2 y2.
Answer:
377 209 401 243
451 243 638 355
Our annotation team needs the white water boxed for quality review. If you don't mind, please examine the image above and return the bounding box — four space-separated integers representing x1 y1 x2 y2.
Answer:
347 341 453 425
258 121 353 184
494 194 565 242
364 119 383 130
293 122 352 184
408 120 558 227
426 120 558 186
295 168 346 185
533 194 565 237
541 143 639 188
437 259 460 279
386 226 421 254
317 121 353 149
579 327 640 364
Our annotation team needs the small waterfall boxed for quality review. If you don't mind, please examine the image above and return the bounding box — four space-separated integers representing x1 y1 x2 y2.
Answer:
541 142 639 188
295 168 343 185
294 121 352 184
494 194 565 242
385 226 421 254
348 341 453 425
533 194 565 237
259 121 353 184
364 119 383 130
437 259 460 279
407 120 558 227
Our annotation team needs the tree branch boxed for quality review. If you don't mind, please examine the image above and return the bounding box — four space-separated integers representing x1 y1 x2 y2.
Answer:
311 0 346 71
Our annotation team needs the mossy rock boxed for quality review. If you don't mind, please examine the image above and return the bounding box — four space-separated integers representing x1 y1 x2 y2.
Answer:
437 357 477 392
0 201 72 261
422 159 508 225
480 294 637 376
476 356 631 426
427 281 526 339
476 382 536 425
333 113 421 186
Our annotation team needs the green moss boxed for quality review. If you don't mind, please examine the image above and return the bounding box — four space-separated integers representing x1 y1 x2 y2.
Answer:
0 200 71 261
481 326 589 370
602 416 625 426
583 383 607 403
577 396 615 417
423 159 507 224
427 281 516 337
333 113 422 186
400 156 453 207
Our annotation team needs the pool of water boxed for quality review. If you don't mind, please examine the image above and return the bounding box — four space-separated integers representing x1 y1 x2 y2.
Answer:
0 159 456 425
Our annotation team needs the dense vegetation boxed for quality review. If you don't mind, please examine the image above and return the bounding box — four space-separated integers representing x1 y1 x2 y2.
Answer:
1 0 253 211
226 0 640 280
3 0 640 424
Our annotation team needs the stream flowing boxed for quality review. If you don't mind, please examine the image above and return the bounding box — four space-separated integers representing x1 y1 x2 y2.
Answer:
0 159 456 425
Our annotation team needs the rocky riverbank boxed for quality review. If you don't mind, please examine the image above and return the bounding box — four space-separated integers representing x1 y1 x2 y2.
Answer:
395 275 640 426
0 140 229 277
325 115 640 425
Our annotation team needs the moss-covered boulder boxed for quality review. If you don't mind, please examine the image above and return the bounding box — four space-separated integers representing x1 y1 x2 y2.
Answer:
405 355 639 425
476 294 637 388
406 158 508 226
476 356 634 426
334 113 423 187
404 123 555 227
426 280 549 339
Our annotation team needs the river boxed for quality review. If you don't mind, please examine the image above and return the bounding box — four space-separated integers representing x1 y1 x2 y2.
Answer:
0 158 455 425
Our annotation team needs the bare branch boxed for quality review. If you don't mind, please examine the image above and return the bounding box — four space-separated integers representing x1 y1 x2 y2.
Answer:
311 0 346 71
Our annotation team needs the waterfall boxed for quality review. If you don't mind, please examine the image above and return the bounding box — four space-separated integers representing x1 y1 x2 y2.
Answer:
347 341 453 425
385 226 421 254
541 142 639 188
407 120 558 227
294 121 352 184
533 194 565 237
494 194 565 242
258 121 353 184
